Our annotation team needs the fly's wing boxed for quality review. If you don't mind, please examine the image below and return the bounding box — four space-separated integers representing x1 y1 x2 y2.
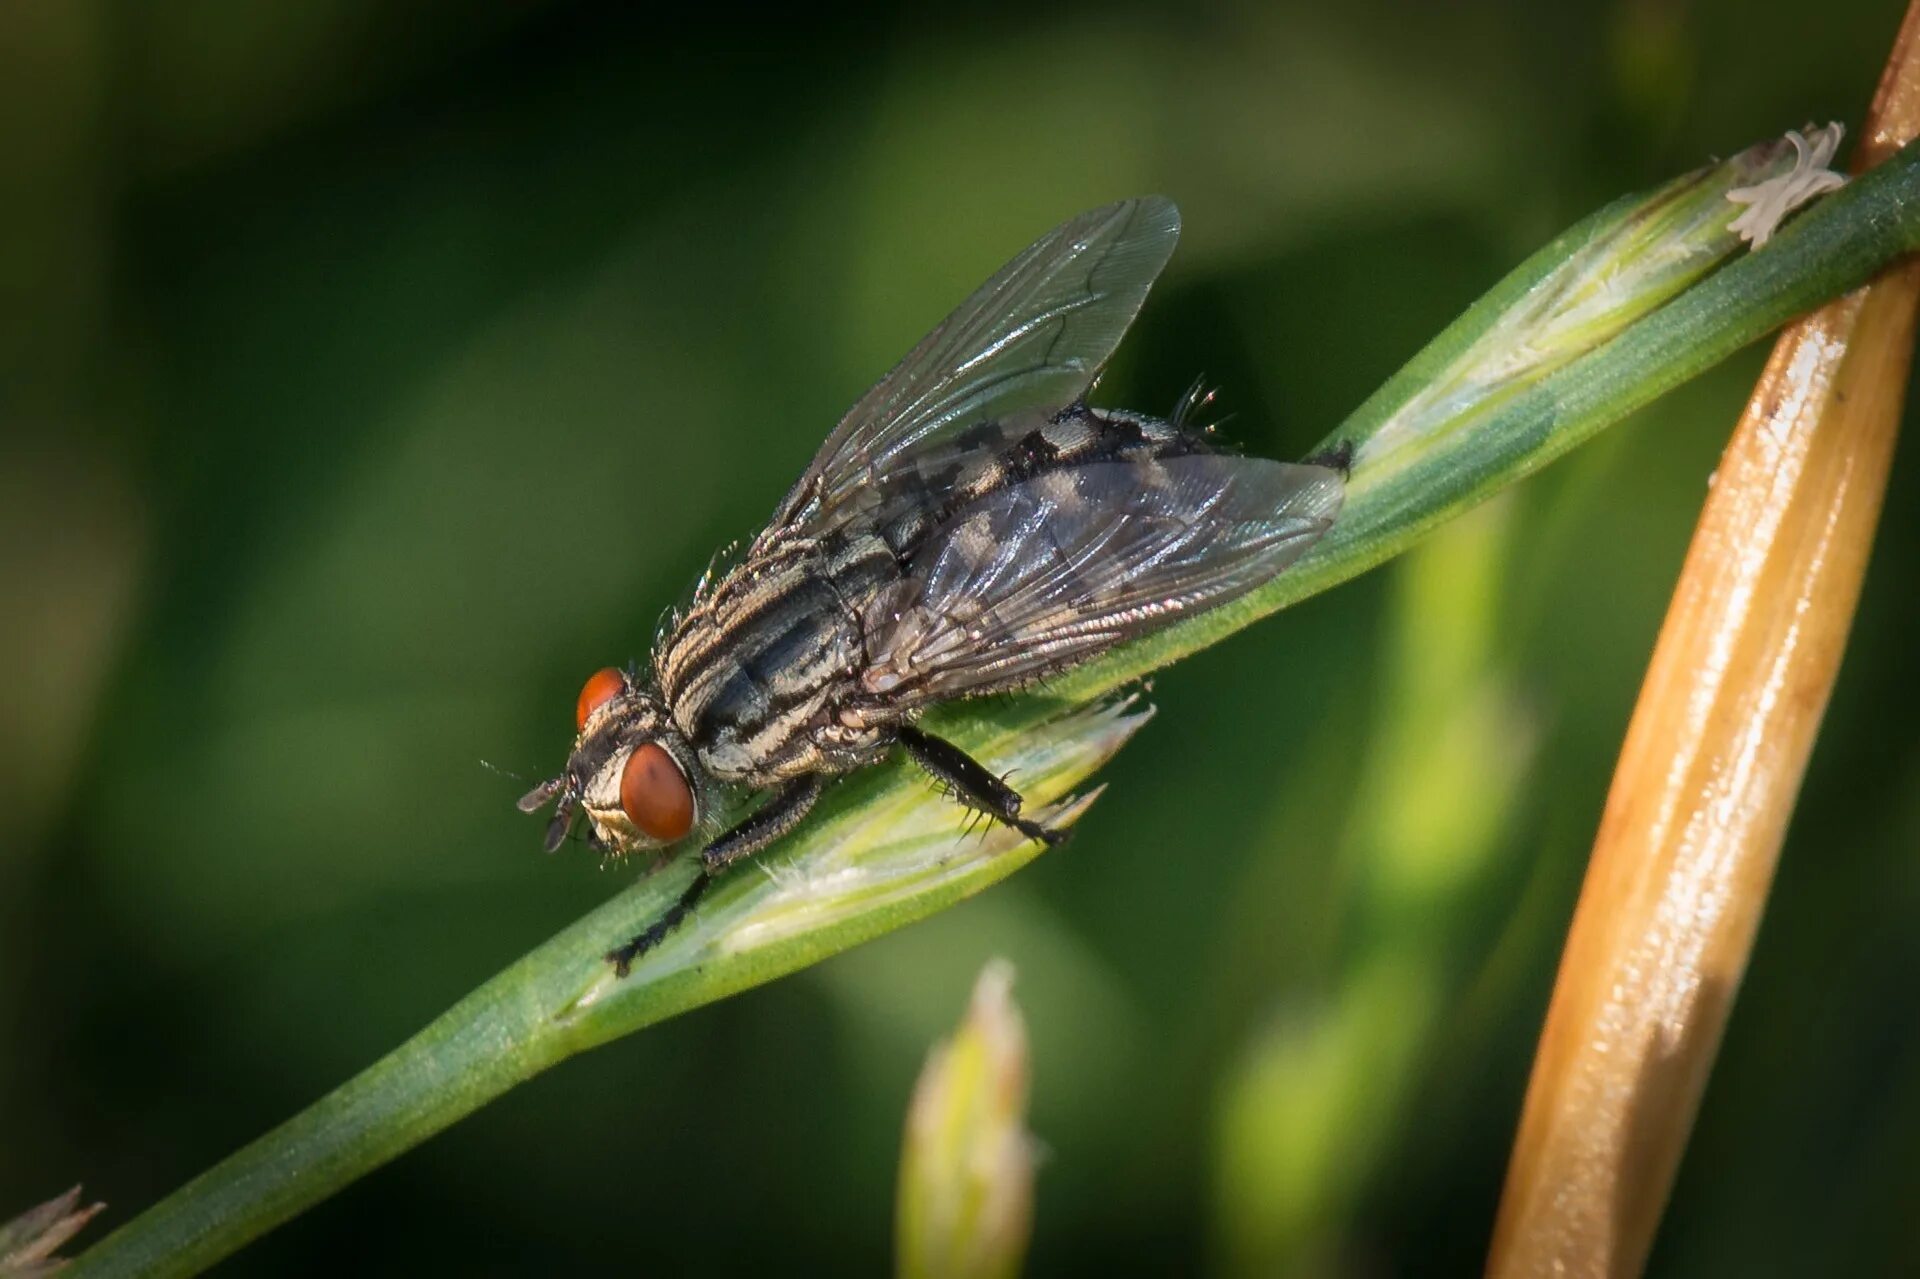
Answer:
766 198 1181 543
863 456 1344 702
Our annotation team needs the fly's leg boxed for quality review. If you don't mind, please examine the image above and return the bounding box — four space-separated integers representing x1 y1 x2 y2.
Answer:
1301 438 1354 475
604 870 718 978
701 773 827 871
605 775 826 977
897 725 1067 846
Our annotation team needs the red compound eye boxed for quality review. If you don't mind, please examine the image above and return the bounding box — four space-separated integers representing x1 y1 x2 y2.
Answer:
620 743 695 842
575 667 626 730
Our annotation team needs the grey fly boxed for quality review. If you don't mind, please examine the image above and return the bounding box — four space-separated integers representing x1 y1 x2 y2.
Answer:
519 197 1348 974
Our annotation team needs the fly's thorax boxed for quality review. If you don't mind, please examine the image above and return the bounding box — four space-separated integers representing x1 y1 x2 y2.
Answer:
653 527 900 785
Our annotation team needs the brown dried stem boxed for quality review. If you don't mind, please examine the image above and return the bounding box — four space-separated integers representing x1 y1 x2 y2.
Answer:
1485 9 1920 1276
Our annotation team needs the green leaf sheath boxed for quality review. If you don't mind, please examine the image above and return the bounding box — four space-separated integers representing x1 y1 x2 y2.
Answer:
67 137 1920 1279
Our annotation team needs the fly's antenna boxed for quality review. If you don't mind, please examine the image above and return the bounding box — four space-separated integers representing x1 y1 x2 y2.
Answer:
517 775 566 814
540 792 578 853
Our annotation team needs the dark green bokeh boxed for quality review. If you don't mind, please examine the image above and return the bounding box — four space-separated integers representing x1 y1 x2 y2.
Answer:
3 2 1915 1274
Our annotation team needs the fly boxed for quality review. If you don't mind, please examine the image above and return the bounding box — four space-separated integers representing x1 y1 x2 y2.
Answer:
518 197 1349 975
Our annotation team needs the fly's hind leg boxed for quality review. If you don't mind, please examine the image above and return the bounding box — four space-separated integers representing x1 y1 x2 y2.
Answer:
605 774 827 976
897 725 1067 847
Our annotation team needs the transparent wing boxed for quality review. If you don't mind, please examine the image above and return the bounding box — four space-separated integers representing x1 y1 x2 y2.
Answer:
768 197 1181 541
863 456 1343 703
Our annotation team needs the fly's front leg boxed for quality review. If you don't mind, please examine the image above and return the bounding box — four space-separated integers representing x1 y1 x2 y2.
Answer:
605 775 828 976
702 773 828 871
897 725 1067 846
604 869 719 978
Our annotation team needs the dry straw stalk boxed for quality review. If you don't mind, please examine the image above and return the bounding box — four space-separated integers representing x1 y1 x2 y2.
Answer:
1486 9 1920 1275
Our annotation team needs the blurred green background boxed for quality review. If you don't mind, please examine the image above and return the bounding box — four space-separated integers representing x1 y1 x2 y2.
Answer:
3 2 1916 1274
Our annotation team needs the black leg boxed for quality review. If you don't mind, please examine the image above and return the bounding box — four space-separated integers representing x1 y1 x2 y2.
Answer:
700 774 826 872
1301 438 1353 475
897 725 1066 846
605 870 717 977
604 776 826 976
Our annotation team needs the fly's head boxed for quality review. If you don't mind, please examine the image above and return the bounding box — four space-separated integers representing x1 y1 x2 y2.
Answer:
517 666 706 857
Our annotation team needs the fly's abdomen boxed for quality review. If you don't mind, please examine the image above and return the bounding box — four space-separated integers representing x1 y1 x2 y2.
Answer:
877 404 1216 556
